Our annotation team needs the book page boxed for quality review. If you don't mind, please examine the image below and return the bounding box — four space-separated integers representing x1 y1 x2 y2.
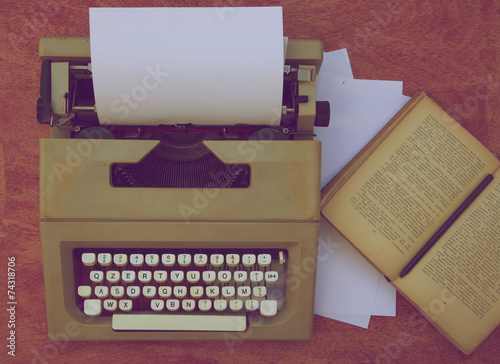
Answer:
393 170 500 354
322 94 500 280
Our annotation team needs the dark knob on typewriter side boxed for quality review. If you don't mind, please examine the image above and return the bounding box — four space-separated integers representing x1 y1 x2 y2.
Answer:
37 59 52 124
314 101 330 128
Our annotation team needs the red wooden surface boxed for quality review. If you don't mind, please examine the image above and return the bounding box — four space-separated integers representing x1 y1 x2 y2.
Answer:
1 1 499 363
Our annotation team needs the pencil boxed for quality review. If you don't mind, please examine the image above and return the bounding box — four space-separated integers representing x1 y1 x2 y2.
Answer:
399 173 494 278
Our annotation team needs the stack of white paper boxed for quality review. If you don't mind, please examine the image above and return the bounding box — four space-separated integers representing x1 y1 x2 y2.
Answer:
314 49 410 328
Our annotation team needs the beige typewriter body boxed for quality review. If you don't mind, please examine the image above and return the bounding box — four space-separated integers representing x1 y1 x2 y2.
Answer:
39 37 323 340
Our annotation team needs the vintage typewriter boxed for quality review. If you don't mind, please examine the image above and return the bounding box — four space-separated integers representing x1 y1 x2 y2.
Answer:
37 36 330 340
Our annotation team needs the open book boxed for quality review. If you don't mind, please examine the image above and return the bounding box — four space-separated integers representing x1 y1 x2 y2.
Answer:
321 91 500 354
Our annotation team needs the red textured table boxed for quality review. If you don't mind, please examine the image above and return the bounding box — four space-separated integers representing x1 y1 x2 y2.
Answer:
1 1 499 363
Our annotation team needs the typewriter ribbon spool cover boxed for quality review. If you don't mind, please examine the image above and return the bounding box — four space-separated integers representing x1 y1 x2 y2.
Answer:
38 7 328 341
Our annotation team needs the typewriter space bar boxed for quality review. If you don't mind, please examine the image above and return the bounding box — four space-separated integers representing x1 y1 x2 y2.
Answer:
112 313 247 332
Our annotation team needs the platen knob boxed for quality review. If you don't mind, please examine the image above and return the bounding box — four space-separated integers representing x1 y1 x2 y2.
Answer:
314 101 330 127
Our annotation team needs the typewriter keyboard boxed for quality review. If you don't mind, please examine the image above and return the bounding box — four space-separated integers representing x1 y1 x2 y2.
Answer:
75 248 286 331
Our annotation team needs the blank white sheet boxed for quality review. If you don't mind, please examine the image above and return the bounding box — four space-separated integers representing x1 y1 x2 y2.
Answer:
314 49 404 328
89 7 284 126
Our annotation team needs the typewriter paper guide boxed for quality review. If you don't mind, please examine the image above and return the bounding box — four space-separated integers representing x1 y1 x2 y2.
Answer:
89 7 284 126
